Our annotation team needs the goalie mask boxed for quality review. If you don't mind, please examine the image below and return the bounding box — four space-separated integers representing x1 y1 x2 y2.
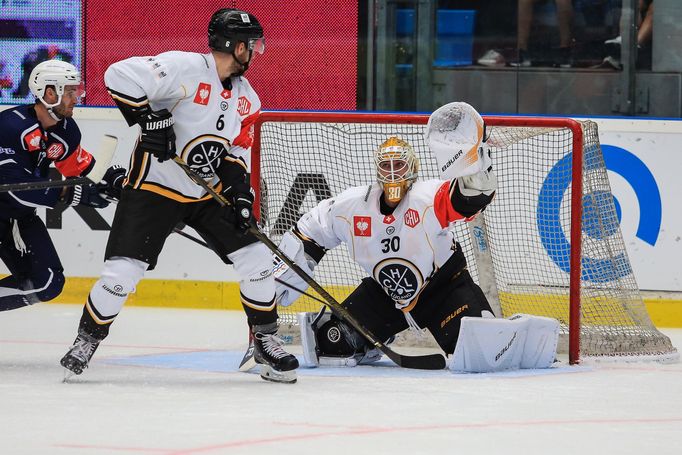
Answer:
28 60 84 120
374 136 419 204
424 101 491 179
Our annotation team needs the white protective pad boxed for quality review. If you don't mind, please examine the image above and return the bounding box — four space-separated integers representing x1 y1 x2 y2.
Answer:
89 256 148 317
450 316 529 373
297 312 321 367
508 314 560 369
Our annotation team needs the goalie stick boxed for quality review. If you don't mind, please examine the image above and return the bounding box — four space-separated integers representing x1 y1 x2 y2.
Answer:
0 135 119 193
172 156 447 370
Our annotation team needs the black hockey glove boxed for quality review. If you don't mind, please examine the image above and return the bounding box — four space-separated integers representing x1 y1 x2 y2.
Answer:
223 182 255 234
62 183 110 209
138 109 176 162
97 165 126 201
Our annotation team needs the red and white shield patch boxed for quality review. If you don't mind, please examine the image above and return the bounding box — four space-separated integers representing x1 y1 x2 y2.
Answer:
353 216 372 237
193 82 211 105
237 96 251 115
221 89 232 99
24 129 43 152
383 214 395 224
404 209 420 228
46 143 65 160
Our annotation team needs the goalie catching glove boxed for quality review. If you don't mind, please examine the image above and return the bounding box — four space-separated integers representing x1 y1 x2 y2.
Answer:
425 101 493 180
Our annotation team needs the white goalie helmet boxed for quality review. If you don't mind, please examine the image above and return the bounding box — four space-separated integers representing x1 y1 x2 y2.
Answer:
374 136 419 204
424 101 491 179
28 59 84 109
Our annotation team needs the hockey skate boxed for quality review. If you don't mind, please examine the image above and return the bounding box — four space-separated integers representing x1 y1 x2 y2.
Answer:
60 331 101 380
252 330 299 384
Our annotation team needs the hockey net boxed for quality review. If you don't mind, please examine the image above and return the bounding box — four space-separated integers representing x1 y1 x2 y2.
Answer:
252 112 678 364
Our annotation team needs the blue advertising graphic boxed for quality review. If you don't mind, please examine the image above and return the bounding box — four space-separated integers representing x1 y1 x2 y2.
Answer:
537 144 662 283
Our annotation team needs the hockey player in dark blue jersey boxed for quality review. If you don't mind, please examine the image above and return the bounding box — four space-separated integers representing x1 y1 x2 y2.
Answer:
0 60 125 312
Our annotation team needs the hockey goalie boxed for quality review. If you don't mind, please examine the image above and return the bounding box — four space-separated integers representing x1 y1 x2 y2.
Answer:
272 102 560 373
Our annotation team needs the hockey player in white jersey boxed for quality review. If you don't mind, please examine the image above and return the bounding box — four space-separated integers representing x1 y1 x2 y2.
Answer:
60 8 299 383
273 102 560 372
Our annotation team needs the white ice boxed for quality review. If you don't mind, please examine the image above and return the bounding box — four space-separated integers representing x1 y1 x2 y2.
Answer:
1 304 681 455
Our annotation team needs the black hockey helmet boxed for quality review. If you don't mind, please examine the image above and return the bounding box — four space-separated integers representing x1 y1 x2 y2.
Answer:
208 8 265 55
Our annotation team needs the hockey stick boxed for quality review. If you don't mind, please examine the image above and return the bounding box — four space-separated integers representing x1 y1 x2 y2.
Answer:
0 176 91 193
0 135 118 193
171 225 328 306
172 156 446 370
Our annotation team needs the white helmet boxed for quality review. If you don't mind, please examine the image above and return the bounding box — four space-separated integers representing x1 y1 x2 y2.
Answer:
28 59 83 109
424 102 490 179
374 136 419 204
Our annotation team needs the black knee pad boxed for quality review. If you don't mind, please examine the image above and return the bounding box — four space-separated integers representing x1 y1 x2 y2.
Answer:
316 317 369 357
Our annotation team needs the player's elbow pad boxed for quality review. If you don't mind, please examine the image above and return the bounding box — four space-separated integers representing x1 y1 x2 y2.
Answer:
451 170 497 217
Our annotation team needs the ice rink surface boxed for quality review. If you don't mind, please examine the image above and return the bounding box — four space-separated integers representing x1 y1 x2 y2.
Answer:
1 304 681 455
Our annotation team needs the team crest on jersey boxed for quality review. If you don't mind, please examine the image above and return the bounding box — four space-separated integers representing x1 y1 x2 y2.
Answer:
181 135 230 179
237 96 251 115
24 129 44 152
193 83 212 105
373 258 424 302
404 208 420 228
383 214 395 224
353 216 371 237
46 143 65 160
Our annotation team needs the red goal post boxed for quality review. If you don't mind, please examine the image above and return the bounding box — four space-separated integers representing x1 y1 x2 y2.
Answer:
251 111 677 365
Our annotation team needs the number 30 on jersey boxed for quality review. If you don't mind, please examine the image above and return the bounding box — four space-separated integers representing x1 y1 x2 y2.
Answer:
381 236 401 253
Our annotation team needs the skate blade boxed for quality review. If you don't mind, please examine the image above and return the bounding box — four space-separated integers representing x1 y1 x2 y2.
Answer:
259 365 297 384
62 369 77 383
239 356 257 372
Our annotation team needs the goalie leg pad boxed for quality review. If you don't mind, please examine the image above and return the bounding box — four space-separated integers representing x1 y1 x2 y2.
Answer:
297 311 323 367
298 311 378 368
450 316 529 373
508 314 560 369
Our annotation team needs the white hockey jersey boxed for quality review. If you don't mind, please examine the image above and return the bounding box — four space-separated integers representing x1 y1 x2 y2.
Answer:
104 51 261 201
297 180 475 311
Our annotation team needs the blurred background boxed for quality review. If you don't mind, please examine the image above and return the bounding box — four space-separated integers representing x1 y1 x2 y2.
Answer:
1 0 680 117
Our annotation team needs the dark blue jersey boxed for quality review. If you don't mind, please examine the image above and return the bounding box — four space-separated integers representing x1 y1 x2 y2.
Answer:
0 105 95 219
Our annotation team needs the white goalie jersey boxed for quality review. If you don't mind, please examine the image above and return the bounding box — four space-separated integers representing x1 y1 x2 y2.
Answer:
295 179 476 311
104 51 261 201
